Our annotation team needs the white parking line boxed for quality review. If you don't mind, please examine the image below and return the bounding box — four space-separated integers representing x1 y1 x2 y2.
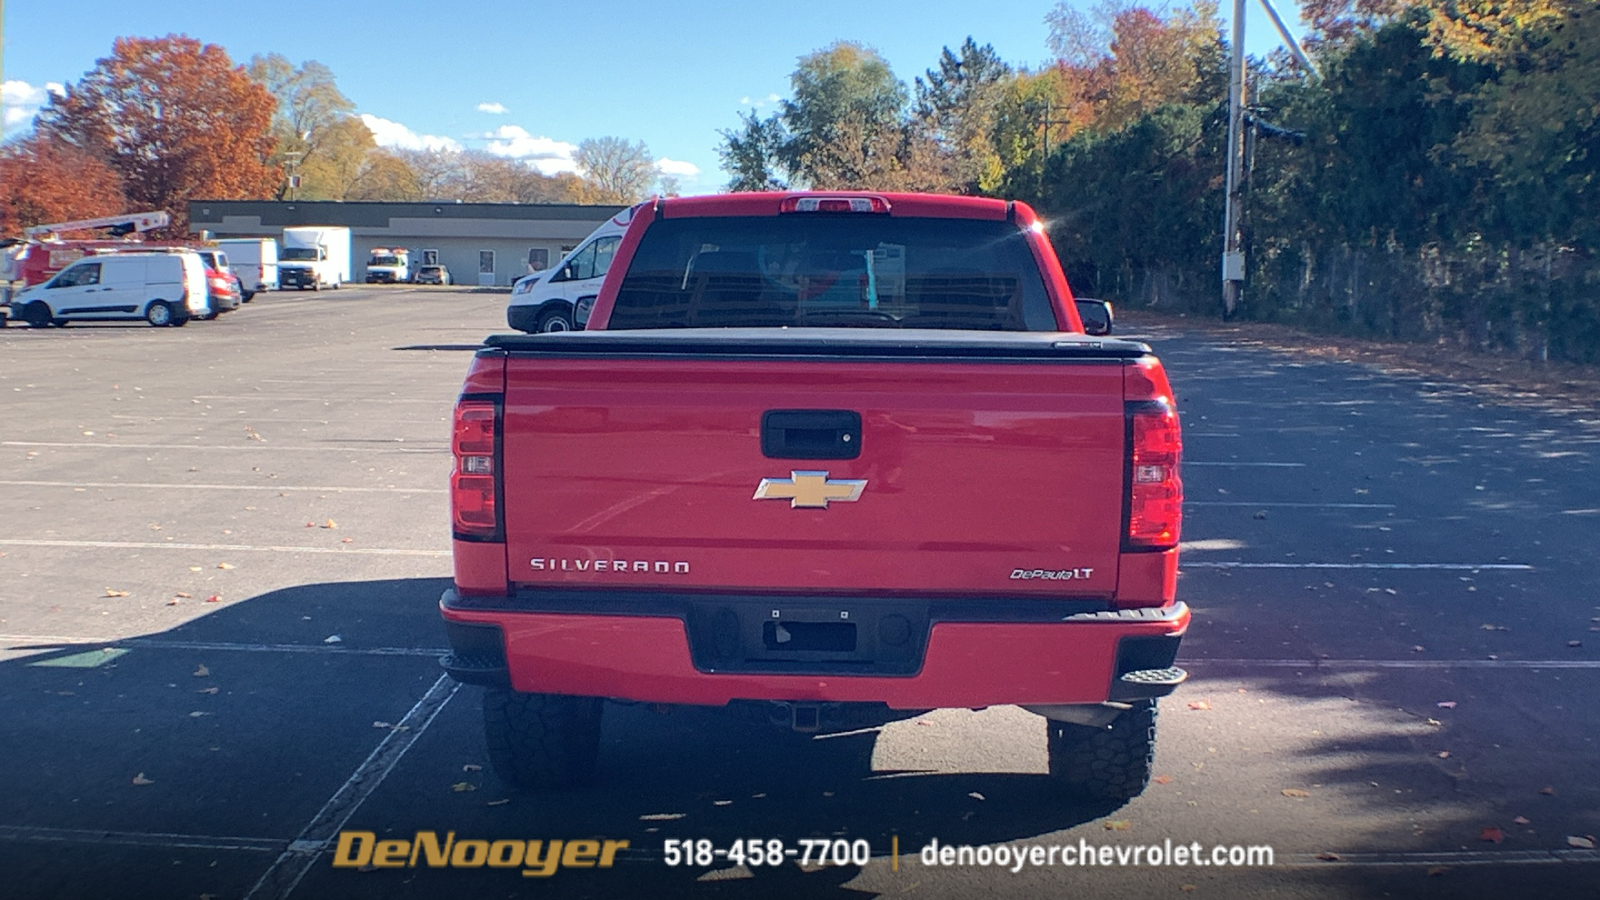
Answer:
1187 658 1600 670
245 674 458 900
1182 561 1531 570
0 824 283 853
0 538 450 557
1187 501 1396 508
1280 849 1600 867
3 440 447 453
0 480 444 494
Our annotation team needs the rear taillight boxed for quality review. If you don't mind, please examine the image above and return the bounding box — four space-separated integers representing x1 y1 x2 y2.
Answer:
779 195 891 214
1124 359 1182 551
452 398 502 540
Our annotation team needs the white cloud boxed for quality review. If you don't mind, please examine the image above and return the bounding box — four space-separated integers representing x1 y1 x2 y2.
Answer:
656 157 701 178
476 102 508 114
482 124 580 176
359 113 462 152
739 93 782 109
2 80 65 134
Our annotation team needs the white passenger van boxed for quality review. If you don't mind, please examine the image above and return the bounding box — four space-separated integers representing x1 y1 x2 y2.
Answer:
8 250 210 327
506 207 635 333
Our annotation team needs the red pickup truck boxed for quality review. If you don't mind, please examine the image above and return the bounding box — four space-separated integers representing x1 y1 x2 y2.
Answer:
441 192 1186 801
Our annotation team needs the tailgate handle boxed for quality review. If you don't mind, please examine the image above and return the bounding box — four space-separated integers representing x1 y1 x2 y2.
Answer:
761 410 861 459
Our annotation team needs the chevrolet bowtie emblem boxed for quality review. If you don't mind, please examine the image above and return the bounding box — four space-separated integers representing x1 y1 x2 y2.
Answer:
753 471 867 509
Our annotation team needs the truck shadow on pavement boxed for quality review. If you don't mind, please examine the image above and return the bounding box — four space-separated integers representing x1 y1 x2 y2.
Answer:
3 576 1129 900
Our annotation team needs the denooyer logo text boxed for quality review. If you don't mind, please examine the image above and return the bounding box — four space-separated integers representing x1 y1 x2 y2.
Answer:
333 831 629 877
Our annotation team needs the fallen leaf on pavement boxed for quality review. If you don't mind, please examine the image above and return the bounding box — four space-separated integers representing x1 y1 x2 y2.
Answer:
216 562 235 570
1181 885 1196 893
165 598 180 607
462 764 483 772
1541 786 1556 796
188 711 210 718
1438 751 1451 758
451 782 476 793
324 635 342 644
1567 836 1596 850
1281 789 1310 798
197 687 218 695
174 592 191 599
1426 718 1443 727
1187 700 1211 711
968 792 985 801
1436 701 1457 709
1568 640 1583 648
132 773 153 786
193 665 210 677
341 537 353 544
205 595 221 603
1513 816 1530 825
1412 645 1426 652
1103 820 1131 831
1479 826 1504 843
322 519 337 529
1315 852 1342 861
104 588 130 597
1153 775 1174 785
1427 866 1450 877
188 566 202 572
486 799 510 807
373 721 393 729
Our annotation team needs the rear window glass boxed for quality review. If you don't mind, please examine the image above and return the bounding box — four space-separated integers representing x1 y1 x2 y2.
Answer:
606 216 1058 331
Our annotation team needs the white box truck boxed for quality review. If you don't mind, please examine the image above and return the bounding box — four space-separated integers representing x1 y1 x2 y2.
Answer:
215 238 278 300
279 226 351 291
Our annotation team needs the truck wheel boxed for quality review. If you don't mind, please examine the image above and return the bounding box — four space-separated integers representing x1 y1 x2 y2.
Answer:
1046 699 1157 801
535 308 574 333
311 281 321 292
241 291 254 303
483 689 602 790
21 302 52 328
145 301 174 327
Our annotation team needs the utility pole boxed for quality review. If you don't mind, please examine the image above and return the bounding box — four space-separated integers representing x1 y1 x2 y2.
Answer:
1221 0 1248 318
1038 105 1074 161
1220 0 1318 319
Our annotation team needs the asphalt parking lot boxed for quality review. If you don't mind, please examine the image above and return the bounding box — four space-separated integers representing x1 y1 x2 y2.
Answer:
1 286 1596 900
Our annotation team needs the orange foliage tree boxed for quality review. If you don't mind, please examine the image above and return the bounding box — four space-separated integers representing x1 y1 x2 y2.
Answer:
0 135 127 234
35 35 280 236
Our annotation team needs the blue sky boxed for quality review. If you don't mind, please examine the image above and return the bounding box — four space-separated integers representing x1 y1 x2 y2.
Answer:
2 0 1308 196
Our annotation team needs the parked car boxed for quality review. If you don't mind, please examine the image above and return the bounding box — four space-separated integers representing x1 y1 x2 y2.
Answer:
414 264 452 286
7 250 208 327
197 250 246 303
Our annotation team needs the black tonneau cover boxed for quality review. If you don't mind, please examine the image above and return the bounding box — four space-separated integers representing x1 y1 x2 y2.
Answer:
481 328 1152 360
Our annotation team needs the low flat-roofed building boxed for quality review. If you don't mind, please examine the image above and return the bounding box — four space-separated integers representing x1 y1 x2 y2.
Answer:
188 200 625 286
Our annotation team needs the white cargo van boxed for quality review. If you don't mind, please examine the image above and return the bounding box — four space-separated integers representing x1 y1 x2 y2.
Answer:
506 208 634 333
8 250 209 327
216 238 278 299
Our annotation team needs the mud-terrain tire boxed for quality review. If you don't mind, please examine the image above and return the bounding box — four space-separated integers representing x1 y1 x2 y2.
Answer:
1046 699 1157 801
483 689 603 790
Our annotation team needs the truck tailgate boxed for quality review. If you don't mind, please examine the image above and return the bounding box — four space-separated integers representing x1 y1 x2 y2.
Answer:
496 332 1134 598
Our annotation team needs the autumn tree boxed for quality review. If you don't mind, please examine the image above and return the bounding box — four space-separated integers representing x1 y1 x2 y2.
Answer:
295 116 377 199
915 38 1014 192
0 135 127 234
575 137 659 203
35 35 279 234
247 54 357 198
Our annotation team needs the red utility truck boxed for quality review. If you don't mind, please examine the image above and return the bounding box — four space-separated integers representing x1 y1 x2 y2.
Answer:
441 192 1187 800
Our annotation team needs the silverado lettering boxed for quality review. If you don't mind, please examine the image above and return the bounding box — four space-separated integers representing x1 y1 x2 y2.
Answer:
528 558 691 574
443 191 1188 803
